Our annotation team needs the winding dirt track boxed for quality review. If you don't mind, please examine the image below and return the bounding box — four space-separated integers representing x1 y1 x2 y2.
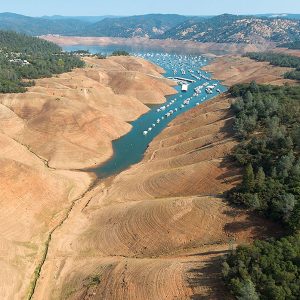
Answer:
1 54 290 299
32 95 280 300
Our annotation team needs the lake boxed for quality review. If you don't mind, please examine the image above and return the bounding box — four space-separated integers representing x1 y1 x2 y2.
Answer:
63 45 227 178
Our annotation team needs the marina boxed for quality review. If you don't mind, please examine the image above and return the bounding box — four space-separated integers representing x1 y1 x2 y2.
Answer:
63 46 227 177
133 52 226 141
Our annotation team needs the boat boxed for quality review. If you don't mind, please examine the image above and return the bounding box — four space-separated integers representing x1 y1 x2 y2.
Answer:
181 83 188 92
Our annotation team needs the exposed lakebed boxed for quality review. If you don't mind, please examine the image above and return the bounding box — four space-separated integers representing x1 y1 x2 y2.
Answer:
64 46 227 177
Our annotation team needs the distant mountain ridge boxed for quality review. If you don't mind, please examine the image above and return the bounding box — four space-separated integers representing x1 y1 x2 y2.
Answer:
1 12 300 44
257 13 300 20
81 14 191 38
0 12 87 35
0 13 193 38
161 14 300 44
41 15 117 23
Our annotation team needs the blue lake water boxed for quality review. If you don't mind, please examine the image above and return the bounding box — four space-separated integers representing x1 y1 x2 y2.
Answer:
63 46 227 178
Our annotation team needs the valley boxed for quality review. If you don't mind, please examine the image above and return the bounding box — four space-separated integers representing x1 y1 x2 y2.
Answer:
0 23 299 300
32 93 281 300
24 47 294 299
0 54 176 299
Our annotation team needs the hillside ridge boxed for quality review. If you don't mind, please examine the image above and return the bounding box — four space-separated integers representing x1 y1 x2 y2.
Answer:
1 13 300 44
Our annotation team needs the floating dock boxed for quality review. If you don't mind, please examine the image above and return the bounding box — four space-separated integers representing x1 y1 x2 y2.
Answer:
167 77 196 83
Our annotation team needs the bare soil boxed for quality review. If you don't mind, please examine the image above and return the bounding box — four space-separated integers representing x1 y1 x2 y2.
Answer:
32 95 281 300
0 56 175 299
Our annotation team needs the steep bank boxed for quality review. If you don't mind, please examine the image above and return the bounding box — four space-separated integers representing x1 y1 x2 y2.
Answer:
41 35 275 55
0 56 176 170
203 55 297 86
0 56 175 299
2 52 290 299
30 53 294 300
32 94 280 300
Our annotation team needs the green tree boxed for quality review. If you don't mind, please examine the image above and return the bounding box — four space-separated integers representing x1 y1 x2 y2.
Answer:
278 151 295 178
249 81 259 93
256 167 265 191
111 50 130 56
243 164 255 191
237 279 259 300
245 91 253 102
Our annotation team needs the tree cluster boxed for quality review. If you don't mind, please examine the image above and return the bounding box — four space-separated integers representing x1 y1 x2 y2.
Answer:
229 83 300 230
245 52 300 81
111 50 130 56
224 82 300 299
279 41 300 50
224 234 300 300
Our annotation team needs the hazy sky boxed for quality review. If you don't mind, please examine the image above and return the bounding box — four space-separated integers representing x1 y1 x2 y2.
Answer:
0 0 300 16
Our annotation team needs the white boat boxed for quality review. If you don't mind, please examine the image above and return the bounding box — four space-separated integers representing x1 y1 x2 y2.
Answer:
181 84 188 92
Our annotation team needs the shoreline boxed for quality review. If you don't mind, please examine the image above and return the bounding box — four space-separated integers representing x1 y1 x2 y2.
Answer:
203 55 297 86
2 48 294 299
0 55 176 299
84 55 224 178
30 52 284 299
32 90 281 300
41 35 276 55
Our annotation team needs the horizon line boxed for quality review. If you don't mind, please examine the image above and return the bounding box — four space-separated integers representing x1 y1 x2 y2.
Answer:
0 11 299 18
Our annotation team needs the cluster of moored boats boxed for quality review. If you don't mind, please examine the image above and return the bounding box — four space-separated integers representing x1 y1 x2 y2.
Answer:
135 52 222 136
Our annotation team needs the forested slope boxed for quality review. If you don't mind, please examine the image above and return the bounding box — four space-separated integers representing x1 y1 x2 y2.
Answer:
223 83 300 300
0 30 84 93
246 52 300 80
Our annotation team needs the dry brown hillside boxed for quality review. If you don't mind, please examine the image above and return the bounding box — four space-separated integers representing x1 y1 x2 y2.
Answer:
30 54 292 300
41 35 275 55
0 56 175 170
203 55 297 86
32 94 280 300
0 56 175 299
1 53 290 299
